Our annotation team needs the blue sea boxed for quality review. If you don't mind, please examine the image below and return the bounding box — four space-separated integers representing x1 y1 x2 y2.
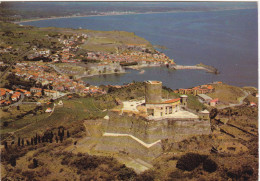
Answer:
21 8 258 89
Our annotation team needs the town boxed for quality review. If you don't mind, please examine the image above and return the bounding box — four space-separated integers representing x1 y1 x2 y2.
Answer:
0 17 258 181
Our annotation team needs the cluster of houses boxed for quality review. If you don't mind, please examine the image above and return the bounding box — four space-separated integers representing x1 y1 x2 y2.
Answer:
0 88 30 106
85 50 174 66
174 83 220 96
10 62 106 99
12 62 86 93
26 33 88 63
0 46 13 54
174 82 223 107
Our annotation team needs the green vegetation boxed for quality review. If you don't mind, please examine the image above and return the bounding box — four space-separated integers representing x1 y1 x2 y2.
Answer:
80 30 154 53
187 94 206 111
1 96 106 139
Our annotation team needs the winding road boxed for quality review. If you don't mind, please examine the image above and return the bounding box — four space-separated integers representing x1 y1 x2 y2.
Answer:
218 89 249 110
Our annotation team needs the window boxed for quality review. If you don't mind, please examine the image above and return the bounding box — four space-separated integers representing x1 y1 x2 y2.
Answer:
169 106 172 114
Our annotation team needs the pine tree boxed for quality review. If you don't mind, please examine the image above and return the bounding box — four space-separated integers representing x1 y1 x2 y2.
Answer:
67 130 70 138
4 141 8 150
62 128 65 137
60 135 63 143
10 155 16 167
51 131 54 139
34 137 37 145
18 137 20 146
38 136 41 143
31 138 34 145
33 158 38 168
55 136 58 143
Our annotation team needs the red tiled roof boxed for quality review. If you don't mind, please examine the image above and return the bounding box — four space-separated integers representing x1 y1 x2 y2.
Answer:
163 98 181 104
210 98 219 103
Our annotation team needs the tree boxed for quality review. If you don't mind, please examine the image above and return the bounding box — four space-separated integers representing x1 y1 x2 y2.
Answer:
41 89 45 96
203 159 217 173
55 136 58 143
18 137 21 146
60 135 63 143
62 128 65 137
210 108 218 119
34 137 37 145
33 158 38 168
31 138 34 145
38 136 41 143
67 130 70 138
10 155 16 167
4 141 8 150
41 136 45 143
26 140 30 145
22 138 24 146
176 153 207 171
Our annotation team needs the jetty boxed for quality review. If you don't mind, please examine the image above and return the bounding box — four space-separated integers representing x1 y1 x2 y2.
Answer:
170 63 219 74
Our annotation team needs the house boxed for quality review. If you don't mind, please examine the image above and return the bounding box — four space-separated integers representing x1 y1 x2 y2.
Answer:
45 107 52 113
250 102 257 107
5 89 14 94
30 87 42 93
0 89 6 100
198 94 213 104
199 109 210 120
0 100 5 106
24 91 31 97
5 101 11 105
11 92 21 101
210 98 219 107
44 89 59 98
16 88 27 93
34 92 42 97
58 100 63 106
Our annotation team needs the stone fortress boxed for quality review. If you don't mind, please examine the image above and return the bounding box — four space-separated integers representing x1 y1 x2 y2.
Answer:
95 81 211 161
120 80 208 120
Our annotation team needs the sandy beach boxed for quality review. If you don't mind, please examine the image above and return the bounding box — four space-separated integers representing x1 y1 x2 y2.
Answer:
15 7 251 24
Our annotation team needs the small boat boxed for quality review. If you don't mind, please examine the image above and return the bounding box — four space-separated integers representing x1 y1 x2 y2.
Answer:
139 69 145 74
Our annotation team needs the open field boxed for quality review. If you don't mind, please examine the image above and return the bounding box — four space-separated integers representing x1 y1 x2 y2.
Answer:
207 84 245 104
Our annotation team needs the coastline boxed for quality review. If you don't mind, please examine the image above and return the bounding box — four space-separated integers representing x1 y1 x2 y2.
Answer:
79 71 127 79
15 7 254 24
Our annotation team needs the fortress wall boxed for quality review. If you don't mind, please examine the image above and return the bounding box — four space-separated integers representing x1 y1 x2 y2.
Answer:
95 136 162 162
106 112 211 144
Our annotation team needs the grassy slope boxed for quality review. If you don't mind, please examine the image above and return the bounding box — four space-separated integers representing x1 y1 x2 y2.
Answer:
40 26 154 53
207 84 245 104
1 96 106 140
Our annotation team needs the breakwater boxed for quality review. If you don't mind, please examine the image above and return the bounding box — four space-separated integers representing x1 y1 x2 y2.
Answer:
170 63 219 74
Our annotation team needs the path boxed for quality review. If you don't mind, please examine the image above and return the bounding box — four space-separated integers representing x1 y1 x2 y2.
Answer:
9 93 25 107
103 132 161 148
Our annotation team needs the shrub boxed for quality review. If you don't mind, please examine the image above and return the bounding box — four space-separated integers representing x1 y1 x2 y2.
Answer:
136 170 156 181
203 159 217 173
116 165 137 180
176 153 207 171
